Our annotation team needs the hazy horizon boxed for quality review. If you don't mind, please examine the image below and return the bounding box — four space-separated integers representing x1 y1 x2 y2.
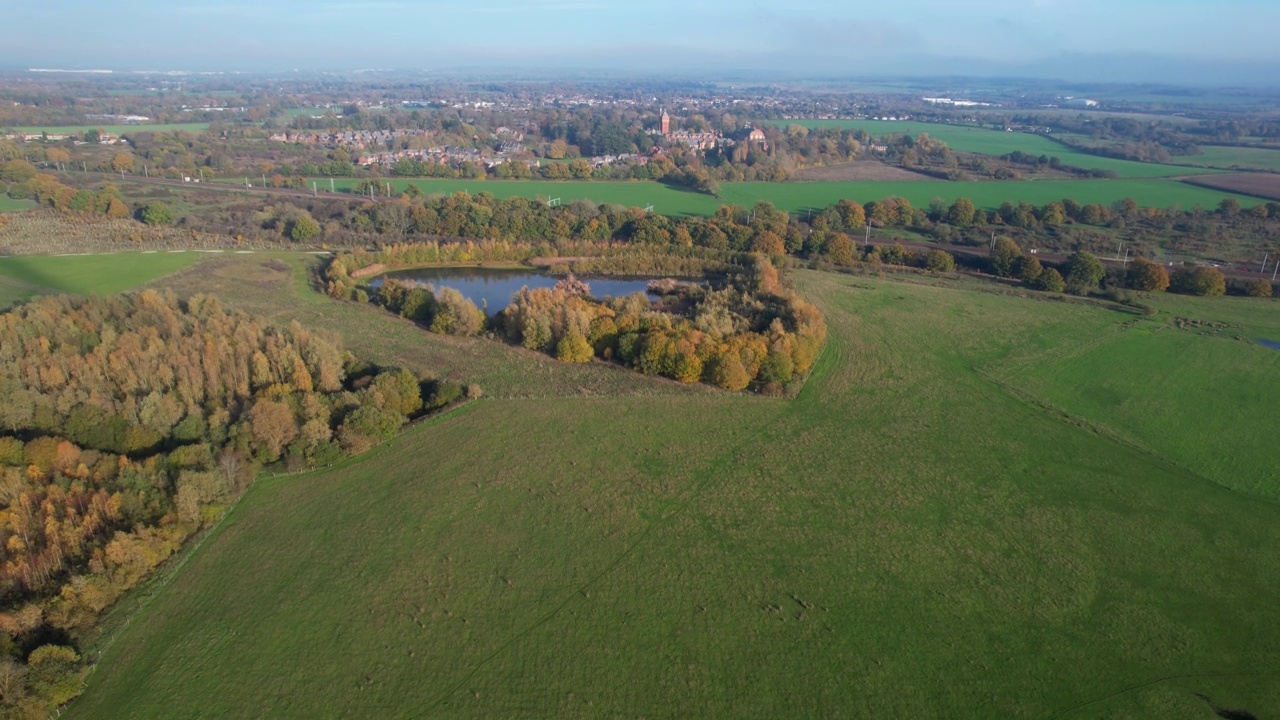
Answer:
3 0 1279 85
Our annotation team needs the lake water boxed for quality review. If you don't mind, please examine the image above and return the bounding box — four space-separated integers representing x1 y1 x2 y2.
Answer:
371 267 658 314
1258 338 1280 350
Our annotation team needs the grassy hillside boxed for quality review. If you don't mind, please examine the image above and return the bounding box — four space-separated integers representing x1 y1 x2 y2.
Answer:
68 269 1280 719
770 119 1217 179
318 177 1255 216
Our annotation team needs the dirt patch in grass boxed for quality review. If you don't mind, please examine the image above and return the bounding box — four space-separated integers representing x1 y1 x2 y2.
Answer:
1183 172 1280 201
790 161 939 182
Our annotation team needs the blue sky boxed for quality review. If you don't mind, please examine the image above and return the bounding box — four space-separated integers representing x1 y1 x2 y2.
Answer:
3 0 1278 82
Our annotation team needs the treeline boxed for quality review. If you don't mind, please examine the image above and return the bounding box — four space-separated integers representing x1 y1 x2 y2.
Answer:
2 160 130 219
323 238 738 301
354 251 826 391
0 291 468 716
497 257 826 390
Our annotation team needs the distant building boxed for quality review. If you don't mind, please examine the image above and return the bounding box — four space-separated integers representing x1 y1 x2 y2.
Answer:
660 109 670 136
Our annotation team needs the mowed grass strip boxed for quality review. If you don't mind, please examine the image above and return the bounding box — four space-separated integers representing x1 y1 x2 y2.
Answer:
317 176 1255 216
69 270 1280 718
0 252 202 307
770 119 1220 179
0 197 36 213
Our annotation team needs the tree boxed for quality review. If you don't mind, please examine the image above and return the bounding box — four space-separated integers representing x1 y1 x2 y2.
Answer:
1016 255 1043 284
26 645 81 707
1064 251 1106 294
555 330 593 363
45 147 70 170
946 197 976 226
1036 267 1066 293
111 151 135 174
924 249 955 273
1246 279 1274 298
1171 266 1227 296
826 233 854 265
991 236 1023 277
1127 258 1171 292
248 399 298 462
711 353 751 391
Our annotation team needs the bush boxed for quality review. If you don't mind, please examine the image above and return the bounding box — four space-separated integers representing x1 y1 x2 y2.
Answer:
137 202 173 226
924 249 955 273
1245 278 1274 298
1036 267 1066 293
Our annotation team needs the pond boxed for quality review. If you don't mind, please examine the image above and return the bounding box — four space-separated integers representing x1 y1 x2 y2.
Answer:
370 267 660 314
1257 338 1280 350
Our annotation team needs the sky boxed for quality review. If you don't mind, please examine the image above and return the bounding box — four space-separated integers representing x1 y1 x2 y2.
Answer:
3 0 1279 84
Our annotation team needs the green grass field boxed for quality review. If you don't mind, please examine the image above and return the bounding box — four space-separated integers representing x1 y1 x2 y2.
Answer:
0 251 202 309
5 123 209 136
326 177 1256 216
0 196 35 213
771 119 1219 179
67 265 1280 719
1171 145 1280 173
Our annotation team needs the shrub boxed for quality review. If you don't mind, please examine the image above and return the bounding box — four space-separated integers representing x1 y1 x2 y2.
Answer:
1246 279 1274 298
1171 266 1226 297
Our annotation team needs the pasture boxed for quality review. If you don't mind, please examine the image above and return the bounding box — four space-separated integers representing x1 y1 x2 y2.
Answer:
1172 145 1280 173
323 177 1255 216
67 266 1280 719
770 119 1218 179
0 251 202 309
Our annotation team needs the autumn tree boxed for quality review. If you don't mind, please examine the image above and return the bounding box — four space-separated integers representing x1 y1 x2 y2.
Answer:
110 151 135 174
826 233 854 266
1128 257 1171 292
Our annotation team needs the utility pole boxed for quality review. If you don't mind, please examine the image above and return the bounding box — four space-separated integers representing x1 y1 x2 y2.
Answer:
1122 247 1130 269
1273 262 1279 283
312 182 317 197
330 178 334 193
1262 253 1270 274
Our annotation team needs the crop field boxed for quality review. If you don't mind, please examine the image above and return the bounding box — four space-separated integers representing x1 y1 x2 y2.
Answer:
717 179 1254 214
1172 145 1280 173
770 119 1219 179
322 177 1255 216
0 251 202 309
1183 172 1280 202
68 267 1280 718
4 123 210 136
